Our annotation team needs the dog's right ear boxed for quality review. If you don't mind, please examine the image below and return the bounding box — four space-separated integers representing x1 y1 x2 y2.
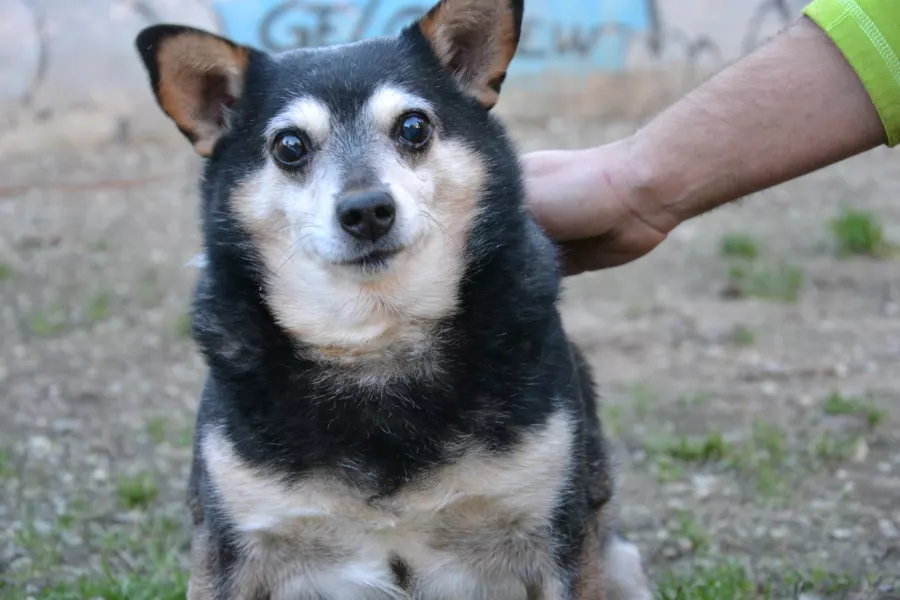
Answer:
135 25 253 156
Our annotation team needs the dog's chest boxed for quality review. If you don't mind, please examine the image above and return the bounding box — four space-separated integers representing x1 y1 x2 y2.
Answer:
202 414 574 599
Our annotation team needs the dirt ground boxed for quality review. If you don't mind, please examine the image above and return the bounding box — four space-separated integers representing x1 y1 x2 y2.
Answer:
1 120 899 599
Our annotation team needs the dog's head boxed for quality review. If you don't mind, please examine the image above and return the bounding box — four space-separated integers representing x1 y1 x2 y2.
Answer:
136 0 526 362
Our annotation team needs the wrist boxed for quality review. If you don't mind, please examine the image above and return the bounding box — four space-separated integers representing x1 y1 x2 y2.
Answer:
609 131 685 236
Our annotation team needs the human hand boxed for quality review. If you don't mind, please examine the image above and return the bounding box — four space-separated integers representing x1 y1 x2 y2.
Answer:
521 140 678 276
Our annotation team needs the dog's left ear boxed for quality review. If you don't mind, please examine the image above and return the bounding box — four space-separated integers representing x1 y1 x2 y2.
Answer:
135 24 254 156
413 0 524 109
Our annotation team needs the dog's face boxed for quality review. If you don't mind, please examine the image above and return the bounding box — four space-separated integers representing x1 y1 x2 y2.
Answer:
136 0 523 360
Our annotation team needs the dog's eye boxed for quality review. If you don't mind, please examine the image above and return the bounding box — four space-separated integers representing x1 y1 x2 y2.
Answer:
272 131 309 166
397 113 431 148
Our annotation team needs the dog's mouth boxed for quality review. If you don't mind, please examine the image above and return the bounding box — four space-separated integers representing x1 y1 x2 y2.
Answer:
336 246 403 269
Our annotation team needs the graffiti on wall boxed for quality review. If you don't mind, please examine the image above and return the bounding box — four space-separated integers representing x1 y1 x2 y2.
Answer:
214 0 652 73
211 0 803 76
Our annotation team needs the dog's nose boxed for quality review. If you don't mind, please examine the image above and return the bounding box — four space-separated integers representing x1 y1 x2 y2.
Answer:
336 189 396 242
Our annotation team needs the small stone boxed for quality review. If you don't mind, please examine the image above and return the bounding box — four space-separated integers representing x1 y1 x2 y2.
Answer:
798 594 823 600
91 468 108 482
662 546 679 559
761 381 778 396
877 461 892 473
691 474 719 500
830 528 852 540
878 518 898 539
27 435 52 458
852 438 869 463
797 394 815 407
832 363 849 378
51 419 78 433
770 527 789 539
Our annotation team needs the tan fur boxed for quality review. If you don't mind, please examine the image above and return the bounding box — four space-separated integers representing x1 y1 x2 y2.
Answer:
418 0 519 107
231 86 485 377
187 528 217 600
196 411 574 599
573 509 610 600
155 33 248 156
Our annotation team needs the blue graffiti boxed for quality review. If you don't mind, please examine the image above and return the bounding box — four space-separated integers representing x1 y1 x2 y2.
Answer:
211 0 654 73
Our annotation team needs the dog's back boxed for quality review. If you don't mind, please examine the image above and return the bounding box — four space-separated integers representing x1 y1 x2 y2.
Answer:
135 0 652 597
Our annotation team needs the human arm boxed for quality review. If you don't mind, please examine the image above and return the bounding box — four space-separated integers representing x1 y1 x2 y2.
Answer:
525 5 898 275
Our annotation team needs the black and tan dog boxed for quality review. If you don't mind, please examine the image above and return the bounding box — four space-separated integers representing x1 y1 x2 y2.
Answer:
135 0 653 597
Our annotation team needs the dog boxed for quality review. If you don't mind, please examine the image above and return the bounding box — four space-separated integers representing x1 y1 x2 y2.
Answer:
134 0 653 597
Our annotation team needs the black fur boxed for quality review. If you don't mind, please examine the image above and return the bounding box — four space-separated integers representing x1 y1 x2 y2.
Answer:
146 7 615 599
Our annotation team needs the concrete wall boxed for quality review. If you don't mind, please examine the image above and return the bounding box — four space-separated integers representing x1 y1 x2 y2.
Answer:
0 0 807 157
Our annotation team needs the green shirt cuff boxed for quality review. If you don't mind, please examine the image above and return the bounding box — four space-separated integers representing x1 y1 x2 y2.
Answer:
804 0 900 147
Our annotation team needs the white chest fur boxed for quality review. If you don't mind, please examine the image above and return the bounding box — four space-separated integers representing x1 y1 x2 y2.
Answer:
201 412 574 600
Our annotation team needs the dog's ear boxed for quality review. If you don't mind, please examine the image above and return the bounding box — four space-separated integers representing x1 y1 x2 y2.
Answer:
135 25 253 156
414 0 524 109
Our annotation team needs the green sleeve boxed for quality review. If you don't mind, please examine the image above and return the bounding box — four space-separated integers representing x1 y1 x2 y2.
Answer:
804 0 900 147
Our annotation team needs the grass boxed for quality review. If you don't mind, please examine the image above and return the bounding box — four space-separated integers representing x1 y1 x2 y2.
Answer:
720 233 759 260
646 431 731 464
829 208 893 257
656 559 757 600
0 448 14 478
86 292 113 323
725 262 804 303
14 568 188 600
5 503 189 599
147 418 169 445
656 559 871 600
644 422 793 496
30 302 70 337
628 380 658 418
730 324 755 347
174 313 193 339
602 404 625 437
822 391 886 429
671 511 709 554
729 420 789 497
809 431 860 465
0 261 14 281
137 268 164 308
116 471 160 510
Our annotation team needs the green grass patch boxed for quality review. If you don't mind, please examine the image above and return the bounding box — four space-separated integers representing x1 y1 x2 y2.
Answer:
725 262 803 303
829 208 894 257
647 431 731 464
823 391 886 429
728 421 789 497
0 261 14 281
720 233 759 260
21 568 188 600
670 511 709 554
30 302 70 337
656 559 757 600
86 292 113 323
627 380 658 418
644 422 790 496
146 418 169 445
116 471 159 510
729 324 755 347
174 313 193 339
6 503 190 599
